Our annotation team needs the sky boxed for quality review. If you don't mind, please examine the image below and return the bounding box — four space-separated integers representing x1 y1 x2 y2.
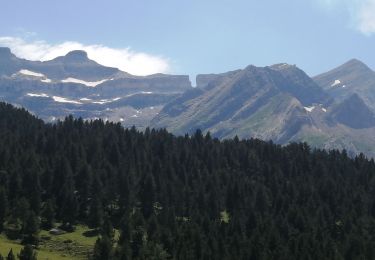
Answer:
0 0 375 81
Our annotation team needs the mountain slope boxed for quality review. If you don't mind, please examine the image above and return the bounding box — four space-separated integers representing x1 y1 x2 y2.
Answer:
330 93 375 129
313 59 375 110
152 63 375 157
152 64 326 140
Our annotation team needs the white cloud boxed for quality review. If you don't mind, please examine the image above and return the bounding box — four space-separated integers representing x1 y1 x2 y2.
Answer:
0 37 171 76
314 0 375 35
357 0 375 35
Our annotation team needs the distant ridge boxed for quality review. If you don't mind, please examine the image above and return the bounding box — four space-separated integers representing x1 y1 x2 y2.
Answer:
2 48 375 156
0 48 192 128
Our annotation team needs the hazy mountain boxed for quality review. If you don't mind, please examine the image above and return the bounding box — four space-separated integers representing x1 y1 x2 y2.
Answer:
314 59 375 110
29 50 123 81
0 48 192 127
330 93 375 129
152 64 324 138
152 62 375 157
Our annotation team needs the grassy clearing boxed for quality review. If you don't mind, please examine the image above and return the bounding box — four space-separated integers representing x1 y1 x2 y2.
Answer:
0 234 70 260
0 225 99 260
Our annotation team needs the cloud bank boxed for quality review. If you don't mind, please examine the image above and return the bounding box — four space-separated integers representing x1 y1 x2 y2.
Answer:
315 0 375 35
0 37 171 76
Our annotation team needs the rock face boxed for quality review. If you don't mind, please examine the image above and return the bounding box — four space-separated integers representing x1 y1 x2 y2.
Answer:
0 47 24 75
0 49 192 128
196 70 241 89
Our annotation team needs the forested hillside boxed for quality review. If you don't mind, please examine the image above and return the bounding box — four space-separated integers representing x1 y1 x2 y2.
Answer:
0 102 375 259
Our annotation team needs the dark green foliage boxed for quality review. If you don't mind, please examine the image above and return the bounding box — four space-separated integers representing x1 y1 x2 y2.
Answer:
0 186 7 232
1 103 375 259
101 214 114 242
18 244 37 260
6 249 15 260
92 235 113 260
40 199 55 229
88 196 104 229
21 211 39 245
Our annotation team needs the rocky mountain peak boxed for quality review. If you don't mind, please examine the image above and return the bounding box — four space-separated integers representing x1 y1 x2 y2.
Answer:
64 50 90 63
0 47 14 59
339 59 373 74
269 63 296 71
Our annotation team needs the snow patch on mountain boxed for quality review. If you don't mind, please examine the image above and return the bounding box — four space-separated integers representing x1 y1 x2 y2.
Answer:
52 96 82 104
331 79 341 87
40 78 52 83
304 106 315 112
19 69 45 78
92 101 109 105
16 70 53 83
27 93 49 98
61 77 108 87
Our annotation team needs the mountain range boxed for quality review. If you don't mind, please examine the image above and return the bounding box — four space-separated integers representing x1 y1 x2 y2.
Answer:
1 47 375 157
0 47 191 128
152 61 375 157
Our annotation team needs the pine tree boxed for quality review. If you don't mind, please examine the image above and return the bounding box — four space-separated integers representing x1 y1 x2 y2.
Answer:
11 197 29 228
131 229 144 259
101 214 114 242
139 242 170 260
76 163 92 220
0 186 7 232
6 249 15 260
8 171 21 202
59 168 78 228
139 173 155 219
92 235 113 260
41 199 55 229
22 211 40 245
18 244 37 260
88 196 103 229
23 165 41 215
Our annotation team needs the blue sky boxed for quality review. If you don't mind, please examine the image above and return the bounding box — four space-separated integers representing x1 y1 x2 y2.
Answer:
0 0 375 80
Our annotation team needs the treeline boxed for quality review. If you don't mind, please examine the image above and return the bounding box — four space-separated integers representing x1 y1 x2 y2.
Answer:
0 102 375 259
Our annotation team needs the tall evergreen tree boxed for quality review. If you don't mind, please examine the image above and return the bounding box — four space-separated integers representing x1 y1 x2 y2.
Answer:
41 199 55 229
92 235 113 260
101 214 114 242
88 196 104 229
0 186 7 232
139 173 155 219
22 211 40 245
18 244 37 260
6 249 15 260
